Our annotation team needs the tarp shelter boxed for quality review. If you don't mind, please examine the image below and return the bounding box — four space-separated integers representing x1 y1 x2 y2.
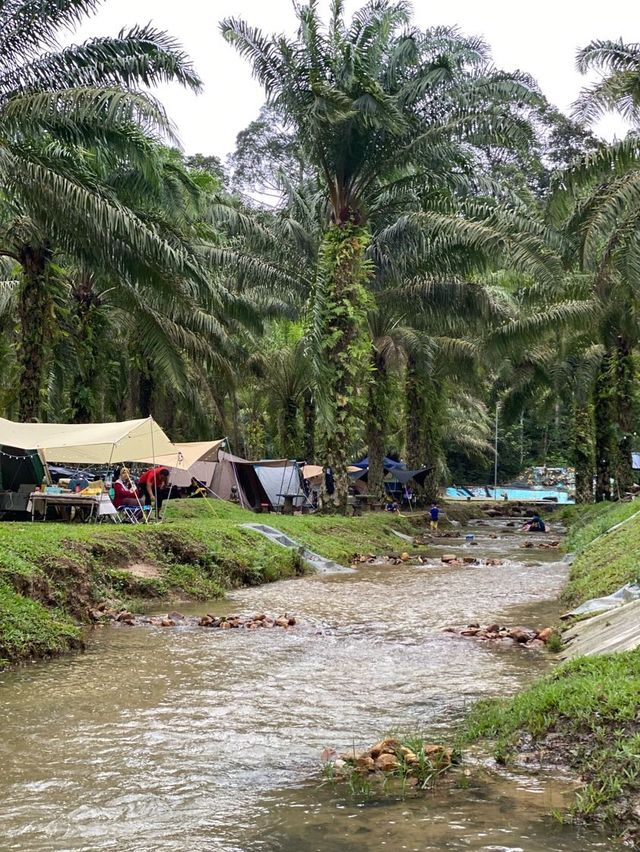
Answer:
141 440 226 487
210 451 305 511
0 417 175 464
386 468 431 486
352 456 404 471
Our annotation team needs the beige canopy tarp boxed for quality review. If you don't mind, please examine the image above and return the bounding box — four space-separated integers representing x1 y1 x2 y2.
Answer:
0 416 174 464
140 439 225 474
154 440 225 487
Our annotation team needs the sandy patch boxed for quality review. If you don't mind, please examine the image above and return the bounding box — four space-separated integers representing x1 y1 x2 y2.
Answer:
124 562 161 578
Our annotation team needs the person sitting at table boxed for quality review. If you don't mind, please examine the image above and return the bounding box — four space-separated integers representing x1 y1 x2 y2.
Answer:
138 466 171 512
113 467 140 509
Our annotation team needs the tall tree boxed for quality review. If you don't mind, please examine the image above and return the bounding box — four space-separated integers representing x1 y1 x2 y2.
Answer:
222 0 541 510
0 0 202 419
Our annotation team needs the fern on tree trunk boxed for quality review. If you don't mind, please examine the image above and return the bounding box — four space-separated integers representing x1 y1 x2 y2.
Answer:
315 223 372 514
573 401 595 503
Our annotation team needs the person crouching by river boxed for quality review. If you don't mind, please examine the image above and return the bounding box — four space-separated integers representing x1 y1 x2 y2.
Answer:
113 467 140 509
138 466 171 516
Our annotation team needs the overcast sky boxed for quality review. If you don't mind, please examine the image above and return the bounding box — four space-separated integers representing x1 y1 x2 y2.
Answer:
74 0 632 158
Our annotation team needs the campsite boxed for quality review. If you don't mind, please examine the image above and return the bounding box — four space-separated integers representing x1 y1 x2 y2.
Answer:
1 0 640 849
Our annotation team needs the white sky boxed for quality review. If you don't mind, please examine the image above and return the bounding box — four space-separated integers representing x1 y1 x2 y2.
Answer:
74 0 633 157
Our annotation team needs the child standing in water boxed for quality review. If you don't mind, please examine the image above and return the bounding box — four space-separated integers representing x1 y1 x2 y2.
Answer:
430 502 440 533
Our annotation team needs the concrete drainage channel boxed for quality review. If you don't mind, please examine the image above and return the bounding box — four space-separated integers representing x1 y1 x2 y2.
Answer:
241 523 354 574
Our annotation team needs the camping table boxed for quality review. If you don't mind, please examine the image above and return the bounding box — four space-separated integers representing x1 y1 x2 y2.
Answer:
28 492 117 522
276 493 297 515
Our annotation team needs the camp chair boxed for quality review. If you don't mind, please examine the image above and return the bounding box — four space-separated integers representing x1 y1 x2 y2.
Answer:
118 505 151 524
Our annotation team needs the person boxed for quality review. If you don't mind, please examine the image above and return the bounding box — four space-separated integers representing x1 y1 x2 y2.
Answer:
523 514 546 533
430 503 440 532
112 467 140 509
138 466 170 514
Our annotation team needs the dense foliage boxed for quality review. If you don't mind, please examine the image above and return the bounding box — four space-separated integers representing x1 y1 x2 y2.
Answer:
1 0 640 508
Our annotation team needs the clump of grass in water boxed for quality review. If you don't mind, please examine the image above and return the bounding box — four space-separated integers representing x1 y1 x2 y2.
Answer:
321 734 457 801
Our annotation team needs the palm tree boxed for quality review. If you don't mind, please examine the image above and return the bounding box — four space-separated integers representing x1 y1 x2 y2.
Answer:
574 40 640 126
0 0 202 419
222 0 540 511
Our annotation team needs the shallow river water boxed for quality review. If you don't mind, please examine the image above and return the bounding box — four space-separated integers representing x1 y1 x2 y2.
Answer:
0 521 613 850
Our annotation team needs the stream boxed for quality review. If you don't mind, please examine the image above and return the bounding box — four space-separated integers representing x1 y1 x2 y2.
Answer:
0 519 612 850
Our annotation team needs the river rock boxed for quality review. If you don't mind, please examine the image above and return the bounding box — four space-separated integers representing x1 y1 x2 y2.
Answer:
160 618 175 627
356 755 376 771
509 627 533 643
116 610 134 623
199 615 214 627
399 747 418 764
168 611 185 622
536 627 555 643
441 554 457 563
400 551 411 562
369 738 400 757
375 753 399 772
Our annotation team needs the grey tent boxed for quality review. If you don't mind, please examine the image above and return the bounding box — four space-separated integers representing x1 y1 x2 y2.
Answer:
209 451 305 511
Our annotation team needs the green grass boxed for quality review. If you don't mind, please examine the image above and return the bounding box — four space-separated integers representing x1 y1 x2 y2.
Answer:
0 498 436 669
461 502 640 842
461 649 640 834
561 502 640 607
561 501 640 554
0 582 82 666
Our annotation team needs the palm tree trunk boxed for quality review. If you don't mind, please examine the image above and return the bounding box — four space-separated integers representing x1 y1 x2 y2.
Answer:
405 357 424 467
280 398 299 458
139 362 154 418
405 359 441 503
70 276 101 423
17 245 52 421
573 401 595 503
302 389 315 462
613 335 635 493
316 223 371 513
594 350 616 501
366 350 388 501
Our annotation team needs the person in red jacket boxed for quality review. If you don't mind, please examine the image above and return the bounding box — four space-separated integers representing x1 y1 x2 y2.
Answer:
138 466 171 513
112 467 140 508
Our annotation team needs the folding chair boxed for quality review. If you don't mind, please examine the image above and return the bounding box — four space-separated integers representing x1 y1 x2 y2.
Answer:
118 505 151 524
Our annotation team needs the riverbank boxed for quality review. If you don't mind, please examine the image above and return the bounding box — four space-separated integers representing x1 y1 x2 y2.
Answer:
0 499 443 669
461 501 640 845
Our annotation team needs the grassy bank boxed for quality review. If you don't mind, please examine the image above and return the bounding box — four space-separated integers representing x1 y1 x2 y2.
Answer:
0 499 434 669
463 501 640 844
559 501 640 607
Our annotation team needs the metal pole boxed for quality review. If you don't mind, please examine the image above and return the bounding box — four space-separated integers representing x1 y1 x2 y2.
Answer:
494 402 499 501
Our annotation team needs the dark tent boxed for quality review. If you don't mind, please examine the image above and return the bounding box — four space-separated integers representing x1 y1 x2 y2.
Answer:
0 445 46 516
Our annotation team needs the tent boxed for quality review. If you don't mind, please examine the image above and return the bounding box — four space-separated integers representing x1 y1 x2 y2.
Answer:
0 446 47 515
0 416 174 464
210 451 306 511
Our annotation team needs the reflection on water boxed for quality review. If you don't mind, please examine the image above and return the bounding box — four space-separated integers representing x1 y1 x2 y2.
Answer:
0 524 608 850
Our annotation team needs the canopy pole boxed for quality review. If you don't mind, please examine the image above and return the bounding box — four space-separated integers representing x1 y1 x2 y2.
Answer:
150 417 159 521
225 436 246 510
